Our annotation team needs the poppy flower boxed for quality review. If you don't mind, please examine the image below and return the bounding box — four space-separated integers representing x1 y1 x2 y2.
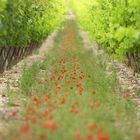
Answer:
44 95 51 102
11 110 18 117
76 83 81 87
91 90 96 95
123 93 132 99
74 72 78 75
71 101 79 108
86 133 96 139
112 89 116 94
86 123 97 131
71 109 80 114
73 131 81 139
79 87 84 95
32 97 38 102
40 110 48 118
58 75 63 80
31 117 37 124
62 69 67 73
21 124 30 135
69 86 74 90
95 102 101 108
26 106 36 114
53 99 57 103
55 88 61 94
98 133 110 140
43 121 58 131
89 105 94 110
39 134 47 140
35 99 42 106
87 74 92 78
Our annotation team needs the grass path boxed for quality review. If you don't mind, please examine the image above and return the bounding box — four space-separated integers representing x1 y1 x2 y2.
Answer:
4 20 139 140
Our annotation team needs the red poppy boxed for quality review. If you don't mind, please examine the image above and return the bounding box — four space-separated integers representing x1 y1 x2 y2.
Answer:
43 121 59 131
123 93 132 99
91 90 96 95
112 89 116 94
21 124 30 135
87 74 92 78
98 133 110 140
31 117 37 124
11 110 18 117
62 69 67 73
58 75 63 80
44 95 51 102
89 105 94 110
76 83 81 87
86 123 97 131
35 99 42 106
86 133 96 139
26 106 36 114
71 109 80 114
73 131 81 139
95 102 101 108
39 134 47 140
71 101 79 108
69 86 74 90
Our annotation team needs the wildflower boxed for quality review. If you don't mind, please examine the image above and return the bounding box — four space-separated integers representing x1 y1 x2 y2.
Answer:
44 95 51 102
58 75 63 80
86 123 97 131
71 101 79 108
53 99 57 103
69 86 74 90
62 69 67 74
95 101 101 108
11 110 18 117
39 134 47 140
40 110 48 118
112 89 116 94
86 133 96 139
35 99 42 107
61 97 66 104
31 117 37 124
87 74 92 78
56 84 62 89
91 90 96 95
32 97 38 102
98 133 110 140
71 109 80 114
55 81 59 86
123 93 132 99
89 105 94 110
76 83 81 87
26 106 36 114
73 131 81 139
55 88 60 94
43 121 59 131
74 72 78 75
47 107 53 113
21 124 30 135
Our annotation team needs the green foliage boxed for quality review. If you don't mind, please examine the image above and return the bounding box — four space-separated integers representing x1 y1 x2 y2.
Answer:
20 63 40 94
0 0 66 47
72 0 140 61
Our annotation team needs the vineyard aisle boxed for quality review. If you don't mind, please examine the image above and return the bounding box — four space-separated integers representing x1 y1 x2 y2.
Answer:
0 15 140 140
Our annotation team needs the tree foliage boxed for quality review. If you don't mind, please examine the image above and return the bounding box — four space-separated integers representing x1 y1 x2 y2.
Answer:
72 0 140 62
0 0 66 47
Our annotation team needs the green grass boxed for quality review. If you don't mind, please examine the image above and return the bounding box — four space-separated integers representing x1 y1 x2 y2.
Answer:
136 89 140 96
5 20 139 140
20 63 40 95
